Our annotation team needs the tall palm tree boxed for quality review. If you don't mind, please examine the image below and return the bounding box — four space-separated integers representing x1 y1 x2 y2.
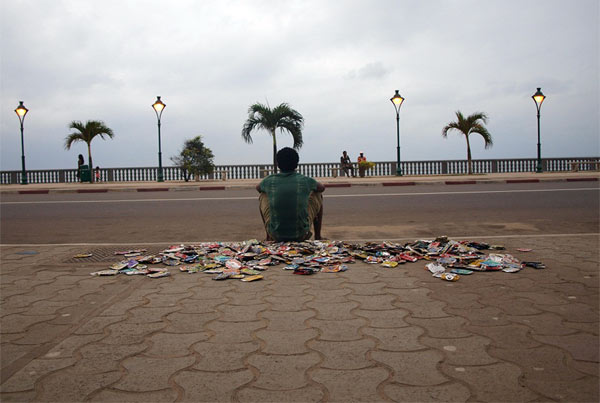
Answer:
241 102 304 173
442 111 492 175
64 120 114 182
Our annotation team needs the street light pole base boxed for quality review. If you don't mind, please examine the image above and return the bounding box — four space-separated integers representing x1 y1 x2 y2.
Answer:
396 168 403 176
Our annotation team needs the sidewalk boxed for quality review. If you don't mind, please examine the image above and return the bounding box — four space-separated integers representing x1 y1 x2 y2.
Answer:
1 171 598 194
1 235 598 402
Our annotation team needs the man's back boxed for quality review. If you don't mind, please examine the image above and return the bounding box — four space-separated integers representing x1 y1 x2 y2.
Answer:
259 171 318 241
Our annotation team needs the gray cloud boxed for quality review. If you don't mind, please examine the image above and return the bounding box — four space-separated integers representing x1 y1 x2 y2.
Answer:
1 0 598 171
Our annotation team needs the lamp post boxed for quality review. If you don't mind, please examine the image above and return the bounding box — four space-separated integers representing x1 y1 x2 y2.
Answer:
14 101 29 185
532 88 546 173
152 96 166 182
390 90 405 176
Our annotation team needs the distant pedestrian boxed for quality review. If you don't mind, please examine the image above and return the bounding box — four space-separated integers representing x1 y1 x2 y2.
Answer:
357 152 366 163
95 166 101 182
77 154 84 181
340 151 355 177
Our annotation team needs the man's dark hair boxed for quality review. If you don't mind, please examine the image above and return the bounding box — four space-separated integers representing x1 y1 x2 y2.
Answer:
277 147 299 171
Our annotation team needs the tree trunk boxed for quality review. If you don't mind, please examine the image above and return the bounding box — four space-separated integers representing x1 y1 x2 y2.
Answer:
87 142 94 183
465 134 472 175
272 129 278 174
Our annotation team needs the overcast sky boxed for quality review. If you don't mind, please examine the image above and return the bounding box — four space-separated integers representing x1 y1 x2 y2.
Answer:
1 0 598 170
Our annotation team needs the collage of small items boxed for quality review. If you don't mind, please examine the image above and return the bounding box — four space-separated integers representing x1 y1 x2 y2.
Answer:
84 236 545 283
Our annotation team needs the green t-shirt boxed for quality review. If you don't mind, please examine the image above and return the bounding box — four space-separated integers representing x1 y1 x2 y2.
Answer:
259 171 318 242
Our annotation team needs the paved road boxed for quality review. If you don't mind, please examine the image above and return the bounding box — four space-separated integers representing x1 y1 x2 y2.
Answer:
1 182 598 244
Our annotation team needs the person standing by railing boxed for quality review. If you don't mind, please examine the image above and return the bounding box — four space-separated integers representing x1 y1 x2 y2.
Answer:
340 150 355 177
77 154 84 182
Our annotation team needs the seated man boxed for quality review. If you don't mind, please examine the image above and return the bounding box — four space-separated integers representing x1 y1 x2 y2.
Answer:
340 150 355 177
257 147 325 241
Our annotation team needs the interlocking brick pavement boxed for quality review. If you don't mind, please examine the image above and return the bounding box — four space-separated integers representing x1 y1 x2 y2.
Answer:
1 235 598 402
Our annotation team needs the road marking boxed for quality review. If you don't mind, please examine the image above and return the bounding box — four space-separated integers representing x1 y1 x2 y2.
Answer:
1 187 598 205
1 233 598 247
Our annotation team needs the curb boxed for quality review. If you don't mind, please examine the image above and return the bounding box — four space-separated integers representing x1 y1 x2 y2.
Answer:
1 176 597 195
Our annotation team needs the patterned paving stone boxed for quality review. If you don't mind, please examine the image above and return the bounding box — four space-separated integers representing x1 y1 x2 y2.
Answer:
43 333 104 358
217 303 268 322
304 288 352 303
467 323 542 349
145 332 211 357
17 300 75 316
267 285 310 298
384 382 471 402
36 369 122 402
310 367 389 402
89 388 179 402
263 294 313 311
394 300 450 319
74 314 127 335
305 300 359 320
102 322 166 345
346 294 397 310
421 335 497 366
490 344 588 381
113 355 195 392
532 332 600 362
440 362 538 402
174 369 253 402
428 291 484 310
527 377 599 402
1 314 55 333
226 289 272 306
353 308 410 328
76 343 148 374
564 320 600 335
0 343 31 367
505 311 578 336
260 310 314 331
308 317 366 341
188 285 234 300
405 316 471 338
0 357 76 392
382 276 421 289
539 302 598 323
256 328 318 355
248 352 321 390
206 320 266 343
371 350 447 386
178 298 227 314
236 385 325 403
445 306 510 326
0 391 36 402
363 326 425 352
128 306 181 324
163 311 219 333
192 341 259 371
345 282 388 296
11 322 69 345
308 338 376 369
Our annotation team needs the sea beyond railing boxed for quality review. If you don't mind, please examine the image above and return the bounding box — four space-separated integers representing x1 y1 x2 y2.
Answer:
1 157 598 185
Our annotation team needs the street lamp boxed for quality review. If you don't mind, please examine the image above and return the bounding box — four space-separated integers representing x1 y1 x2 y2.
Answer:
390 90 405 176
532 87 546 173
152 96 166 182
14 101 29 185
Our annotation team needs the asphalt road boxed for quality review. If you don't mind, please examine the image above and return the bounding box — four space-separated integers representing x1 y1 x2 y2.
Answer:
1 182 598 244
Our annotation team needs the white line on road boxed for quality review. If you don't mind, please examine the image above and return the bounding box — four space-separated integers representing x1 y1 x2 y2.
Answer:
1 187 598 205
1 233 598 247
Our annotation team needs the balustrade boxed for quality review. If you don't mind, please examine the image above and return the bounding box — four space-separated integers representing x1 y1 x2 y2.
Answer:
1 157 598 184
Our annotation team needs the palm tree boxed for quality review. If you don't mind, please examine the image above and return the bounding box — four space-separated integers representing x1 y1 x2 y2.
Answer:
65 120 114 182
442 111 492 175
241 102 304 173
